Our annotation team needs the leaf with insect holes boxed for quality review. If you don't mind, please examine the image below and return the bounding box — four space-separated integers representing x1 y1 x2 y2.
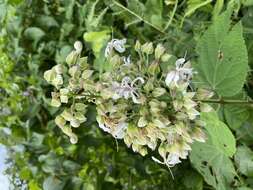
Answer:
195 10 249 97
190 112 236 190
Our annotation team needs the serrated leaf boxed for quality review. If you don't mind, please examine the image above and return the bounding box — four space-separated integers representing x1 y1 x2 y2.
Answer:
235 146 253 177
190 112 237 190
196 10 249 97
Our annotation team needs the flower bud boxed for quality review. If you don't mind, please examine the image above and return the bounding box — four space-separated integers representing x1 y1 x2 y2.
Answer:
66 51 78 65
60 88 69 103
81 70 94 80
70 119 80 128
51 92 61 107
134 40 141 51
141 42 153 54
55 115 66 128
148 62 160 75
161 53 172 62
155 44 165 59
52 74 63 89
61 109 74 121
200 103 213 112
69 65 81 78
44 70 55 83
70 134 78 144
53 64 64 74
138 116 148 127
152 87 166 97
74 41 83 53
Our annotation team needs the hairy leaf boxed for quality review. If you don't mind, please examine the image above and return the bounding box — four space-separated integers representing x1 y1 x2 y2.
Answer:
196 10 249 97
190 112 237 190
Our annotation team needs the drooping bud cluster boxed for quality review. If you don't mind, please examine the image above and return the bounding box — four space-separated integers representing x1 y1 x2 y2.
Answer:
44 39 213 168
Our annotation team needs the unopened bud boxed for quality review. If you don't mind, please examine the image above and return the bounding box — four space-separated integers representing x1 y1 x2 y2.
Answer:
155 44 165 59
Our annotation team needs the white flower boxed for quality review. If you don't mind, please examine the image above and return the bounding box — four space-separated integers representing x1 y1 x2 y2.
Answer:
165 58 195 87
115 76 145 104
152 153 182 167
98 121 128 139
165 153 181 166
123 55 131 65
105 38 127 57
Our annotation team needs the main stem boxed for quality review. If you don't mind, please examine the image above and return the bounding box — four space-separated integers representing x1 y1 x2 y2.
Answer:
198 99 253 105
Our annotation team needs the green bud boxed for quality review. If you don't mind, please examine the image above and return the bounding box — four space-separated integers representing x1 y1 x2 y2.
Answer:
60 88 69 103
61 125 72 136
75 112 87 123
152 87 166 97
139 147 148 156
70 119 80 128
144 78 154 92
55 115 66 128
148 62 160 75
161 53 172 62
51 98 61 107
51 92 61 107
61 109 74 121
53 64 64 74
52 74 63 89
155 44 165 59
138 116 148 127
196 89 214 99
66 51 78 65
74 103 87 112
81 70 93 80
200 103 213 112
69 65 81 78
70 134 78 144
141 42 153 54
78 57 88 70
44 70 56 83
134 40 141 51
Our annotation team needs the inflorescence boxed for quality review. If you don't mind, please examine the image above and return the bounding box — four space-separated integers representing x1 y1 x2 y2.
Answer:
44 39 213 167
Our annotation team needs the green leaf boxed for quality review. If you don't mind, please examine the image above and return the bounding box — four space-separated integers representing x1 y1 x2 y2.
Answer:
185 0 212 17
43 176 65 190
83 30 110 57
195 10 249 97
29 180 41 190
201 112 236 157
190 112 237 190
235 146 253 177
24 27 45 41
224 105 249 130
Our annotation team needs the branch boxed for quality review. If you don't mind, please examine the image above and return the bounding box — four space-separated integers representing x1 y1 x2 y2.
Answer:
112 1 165 34
198 99 253 105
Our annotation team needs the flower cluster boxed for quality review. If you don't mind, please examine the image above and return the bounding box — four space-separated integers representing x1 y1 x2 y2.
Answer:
44 39 213 167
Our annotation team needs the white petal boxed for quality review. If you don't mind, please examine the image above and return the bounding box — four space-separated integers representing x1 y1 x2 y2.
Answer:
98 123 110 133
152 156 164 165
112 122 128 139
112 39 126 53
166 153 181 165
175 58 185 68
131 77 145 87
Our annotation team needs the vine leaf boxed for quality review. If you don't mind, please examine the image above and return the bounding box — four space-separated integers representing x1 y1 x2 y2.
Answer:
195 10 249 97
190 112 237 190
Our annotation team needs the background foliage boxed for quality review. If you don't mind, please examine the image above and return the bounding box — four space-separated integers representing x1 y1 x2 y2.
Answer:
1 0 253 190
